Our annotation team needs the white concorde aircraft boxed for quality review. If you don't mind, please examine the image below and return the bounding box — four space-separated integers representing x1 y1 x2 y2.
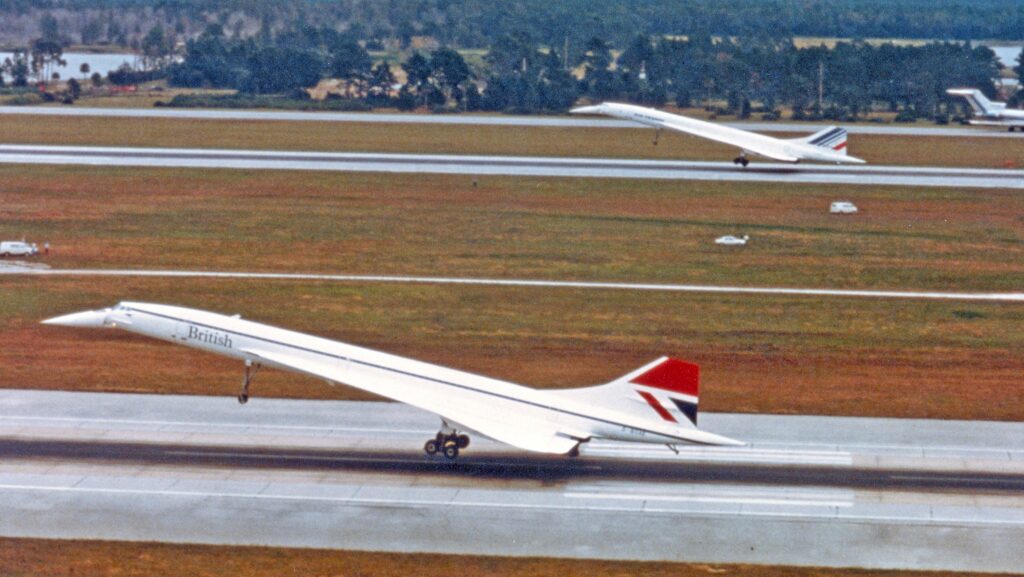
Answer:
946 88 1024 131
44 302 743 459
571 102 865 166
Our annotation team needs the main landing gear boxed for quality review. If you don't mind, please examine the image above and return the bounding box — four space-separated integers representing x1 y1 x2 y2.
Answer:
424 432 470 460
733 155 749 167
237 360 261 404
424 421 470 460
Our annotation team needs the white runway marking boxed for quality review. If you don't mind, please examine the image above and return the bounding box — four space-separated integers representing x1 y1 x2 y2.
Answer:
6 266 1022 302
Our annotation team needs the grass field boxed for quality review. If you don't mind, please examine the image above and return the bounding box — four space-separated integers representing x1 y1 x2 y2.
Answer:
0 538 976 577
1 165 1021 420
2 113 1024 168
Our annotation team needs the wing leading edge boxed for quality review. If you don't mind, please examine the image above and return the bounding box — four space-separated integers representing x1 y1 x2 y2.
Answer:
571 102 863 164
656 113 801 163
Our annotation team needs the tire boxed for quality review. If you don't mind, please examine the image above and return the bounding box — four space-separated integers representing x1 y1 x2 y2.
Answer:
424 439 439 455
443 443 459 460
456 434 470 449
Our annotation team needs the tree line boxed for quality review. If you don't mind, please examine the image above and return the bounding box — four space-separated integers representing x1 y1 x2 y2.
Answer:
159 23 1006 121
3 0 1024 52
1 7 1014 122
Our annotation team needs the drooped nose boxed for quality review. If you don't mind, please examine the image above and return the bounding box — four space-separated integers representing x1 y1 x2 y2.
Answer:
569 105 604 115
41 309 110 328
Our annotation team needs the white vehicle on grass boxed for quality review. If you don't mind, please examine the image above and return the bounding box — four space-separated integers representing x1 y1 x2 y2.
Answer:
44 302 744 460
0 241 38 256
830 201 858 214
715 235 749 246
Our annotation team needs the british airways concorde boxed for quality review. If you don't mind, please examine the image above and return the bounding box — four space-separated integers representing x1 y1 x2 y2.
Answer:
571 102 864 166
45 302 742 459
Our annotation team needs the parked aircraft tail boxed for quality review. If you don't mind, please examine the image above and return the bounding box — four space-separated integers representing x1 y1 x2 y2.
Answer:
795 126 848 155
947 88 1004 116
552 357 701 427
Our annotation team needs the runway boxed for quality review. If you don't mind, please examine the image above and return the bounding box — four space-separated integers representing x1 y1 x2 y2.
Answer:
2 263 1022 302
1 106 1017 138
1 389 1022 572
2 144 1023 188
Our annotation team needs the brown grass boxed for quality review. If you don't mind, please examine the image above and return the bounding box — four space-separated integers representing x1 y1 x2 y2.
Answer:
4 275 1022 421
3 166 1021 291
2 113 1023 167
0 150 1020 421
0 538 978 577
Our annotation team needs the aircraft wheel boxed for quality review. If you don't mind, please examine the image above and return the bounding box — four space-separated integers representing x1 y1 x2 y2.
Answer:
424 439 440 455
237 393 248 405
456 434 470 449
740 158 749 167
443 442 459 460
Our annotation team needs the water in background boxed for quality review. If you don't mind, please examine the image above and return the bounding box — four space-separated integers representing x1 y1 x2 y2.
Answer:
0 52 136 83
988 45 1022 69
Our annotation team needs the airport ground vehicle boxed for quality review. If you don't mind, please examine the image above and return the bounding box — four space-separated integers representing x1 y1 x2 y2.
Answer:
0 241 38 256
830 201 858 214
715 235 749 245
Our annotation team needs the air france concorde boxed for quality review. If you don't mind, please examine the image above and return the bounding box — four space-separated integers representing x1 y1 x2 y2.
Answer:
44 302 743 459
571 102 865 166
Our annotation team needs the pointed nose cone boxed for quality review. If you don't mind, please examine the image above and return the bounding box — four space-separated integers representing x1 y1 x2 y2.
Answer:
570 105 603 115
41 309 109 328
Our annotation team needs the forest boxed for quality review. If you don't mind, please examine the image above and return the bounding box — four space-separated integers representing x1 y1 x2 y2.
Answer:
0 1 1018 120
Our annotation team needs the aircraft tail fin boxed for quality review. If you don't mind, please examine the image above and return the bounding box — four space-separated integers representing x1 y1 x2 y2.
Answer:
552 357 701 427
947 88 1004 115
795 126 848 155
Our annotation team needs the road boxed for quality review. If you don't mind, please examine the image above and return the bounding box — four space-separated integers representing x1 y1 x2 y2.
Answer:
3 263 1022 302
1 106 1017 138
1 389 1021 572
2 144 1023 188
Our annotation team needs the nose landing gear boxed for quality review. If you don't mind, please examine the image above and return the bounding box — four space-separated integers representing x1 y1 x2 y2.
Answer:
733 155 749 167
237 360 261 404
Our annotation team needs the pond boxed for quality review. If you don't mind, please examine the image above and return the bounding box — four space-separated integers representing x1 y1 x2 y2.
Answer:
0 51 137 82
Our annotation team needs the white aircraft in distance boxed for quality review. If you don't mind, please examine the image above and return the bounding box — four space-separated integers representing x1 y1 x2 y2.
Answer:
946 88 1024 131
571 102 865 166
44 302 744 459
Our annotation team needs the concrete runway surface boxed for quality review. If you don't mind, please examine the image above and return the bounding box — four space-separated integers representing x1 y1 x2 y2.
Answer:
1 106 1019 138
2 263 1022 302
1 389 1021 572
2 144 1023 188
